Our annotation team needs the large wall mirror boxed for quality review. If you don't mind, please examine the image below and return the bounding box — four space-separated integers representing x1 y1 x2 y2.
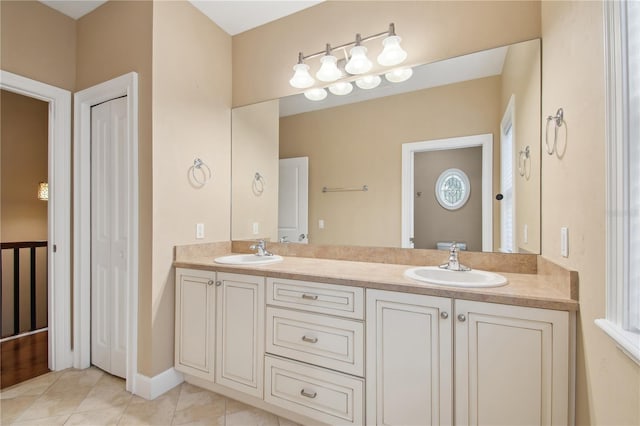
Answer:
231 38 541 254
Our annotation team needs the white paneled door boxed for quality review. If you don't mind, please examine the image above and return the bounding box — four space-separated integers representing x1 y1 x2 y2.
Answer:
278 157 309 243
91 97 128 379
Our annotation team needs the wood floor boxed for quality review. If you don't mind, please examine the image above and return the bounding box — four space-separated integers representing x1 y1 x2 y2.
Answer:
0 331 49 389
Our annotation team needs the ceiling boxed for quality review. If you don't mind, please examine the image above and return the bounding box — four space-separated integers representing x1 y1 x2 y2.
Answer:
39 0 322 35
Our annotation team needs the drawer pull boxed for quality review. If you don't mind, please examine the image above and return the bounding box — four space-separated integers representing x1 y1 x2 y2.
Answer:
301 293 318 300
300 389 317 399
301 335 318 344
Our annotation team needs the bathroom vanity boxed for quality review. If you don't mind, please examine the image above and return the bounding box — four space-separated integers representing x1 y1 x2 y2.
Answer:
173 244 577 426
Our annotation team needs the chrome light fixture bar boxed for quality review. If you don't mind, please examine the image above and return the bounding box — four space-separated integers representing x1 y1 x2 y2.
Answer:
289 23 411 100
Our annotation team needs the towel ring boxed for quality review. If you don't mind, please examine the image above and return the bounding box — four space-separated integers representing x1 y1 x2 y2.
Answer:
253 172 265 195
191 158 212 186
545 108 564 155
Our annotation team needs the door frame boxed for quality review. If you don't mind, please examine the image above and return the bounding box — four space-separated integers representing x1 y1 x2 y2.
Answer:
0 70 72 371
401 134 493 251
73 72 139 393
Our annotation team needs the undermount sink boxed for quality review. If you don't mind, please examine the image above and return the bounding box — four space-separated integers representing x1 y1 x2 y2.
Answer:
214 254 283 265
404 266 507 288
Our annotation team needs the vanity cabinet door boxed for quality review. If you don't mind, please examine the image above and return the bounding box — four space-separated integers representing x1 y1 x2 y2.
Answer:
366 289 453 426
454 299 570 426
215 272 265 398
174 268 216 381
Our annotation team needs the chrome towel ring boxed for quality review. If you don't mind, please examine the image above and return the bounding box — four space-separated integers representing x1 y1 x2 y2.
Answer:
253 172 265 195
190 158 212 186
518 145 530 177
545 108 565 155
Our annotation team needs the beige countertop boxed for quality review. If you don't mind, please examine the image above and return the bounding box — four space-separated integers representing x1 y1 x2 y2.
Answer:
174 253 579 312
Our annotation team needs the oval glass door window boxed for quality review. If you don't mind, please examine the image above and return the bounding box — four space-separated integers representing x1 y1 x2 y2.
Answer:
435 168 471 210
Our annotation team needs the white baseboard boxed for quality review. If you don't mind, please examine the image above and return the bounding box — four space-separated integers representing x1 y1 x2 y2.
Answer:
135 367 184 400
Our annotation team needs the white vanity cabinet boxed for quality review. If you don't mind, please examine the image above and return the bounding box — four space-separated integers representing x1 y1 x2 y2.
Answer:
264 277 365 425
215 272 265 398
366 289 453 426
174 268 216 381
454 299 571 426
366 290 572 426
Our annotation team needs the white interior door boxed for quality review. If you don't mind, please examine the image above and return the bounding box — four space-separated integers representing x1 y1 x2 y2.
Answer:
278 157 309 243
91 96 128 378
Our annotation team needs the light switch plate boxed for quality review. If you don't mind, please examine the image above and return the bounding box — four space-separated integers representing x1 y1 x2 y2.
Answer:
252 222 259 235
196 223 204 239
523 224 528 244
560 227 568 257
319 219 325 229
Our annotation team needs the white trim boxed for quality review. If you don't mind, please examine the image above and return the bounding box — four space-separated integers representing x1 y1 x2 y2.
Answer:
73 72 139 394
401 134 493 251
135 368 184 400
0 70 72 371
500 95 516 253
600 0 640 363
0 328 48 343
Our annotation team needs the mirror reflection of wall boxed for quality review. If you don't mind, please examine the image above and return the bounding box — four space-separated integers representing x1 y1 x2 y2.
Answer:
231 39 541 253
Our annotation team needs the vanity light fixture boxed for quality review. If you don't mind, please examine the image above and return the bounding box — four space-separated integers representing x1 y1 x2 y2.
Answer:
290 23 411 100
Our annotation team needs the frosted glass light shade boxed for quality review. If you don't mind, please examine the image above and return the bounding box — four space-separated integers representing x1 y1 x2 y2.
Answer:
290 63 315 88
304 87 327 101
345 46 372 74
385 67 413 83
377 35 407 66
355 75 382 90
37 182 48 201
316 55 342 82
329 81 353 96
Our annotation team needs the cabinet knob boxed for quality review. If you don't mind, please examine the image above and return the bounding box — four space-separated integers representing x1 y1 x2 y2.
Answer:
215 281 222 287
207 280 214 286
458 314 467 322
440 312 449 319
300 389 317 399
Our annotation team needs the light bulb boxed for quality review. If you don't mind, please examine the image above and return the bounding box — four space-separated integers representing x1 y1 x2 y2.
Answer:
385 67 413 83
345 45 372 75
316 55 342 82
355 75 382 90
377 35 407 66
304 87 327 101
329 81 353 96
289 63 315 89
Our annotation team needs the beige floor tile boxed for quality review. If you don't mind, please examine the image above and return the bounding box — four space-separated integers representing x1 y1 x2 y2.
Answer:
14 389 90 422
10 414 70 425
277 416 302 426
172 383 225 425
0 371 61 400
118 386 181 425
225 398 280 426
75 374 132 413
65 406 126 426
0 395 39 424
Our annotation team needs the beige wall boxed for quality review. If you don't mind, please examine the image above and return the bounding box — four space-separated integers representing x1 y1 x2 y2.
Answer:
414 148 483 251
1 90 49 336
232 1 541 107
231 100 279 242
151 0 232 375
540 1 639 424
280 76 501 247
500 39 541 253
76 0 155 375
0 1 76 91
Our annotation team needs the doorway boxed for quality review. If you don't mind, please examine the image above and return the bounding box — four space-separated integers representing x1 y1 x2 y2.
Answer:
0 70 73 379
278 157 309 243
401 134 493 251
74 73 139 392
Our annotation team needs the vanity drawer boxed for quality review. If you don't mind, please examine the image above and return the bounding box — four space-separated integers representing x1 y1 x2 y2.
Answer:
264 355 364 426
266 307 364 377
266 277 364 320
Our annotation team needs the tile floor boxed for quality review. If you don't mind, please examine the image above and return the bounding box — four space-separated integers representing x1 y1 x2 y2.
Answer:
0 367 300 425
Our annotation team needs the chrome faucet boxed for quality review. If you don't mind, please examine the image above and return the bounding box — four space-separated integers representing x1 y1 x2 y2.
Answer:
249 240 273 256
439 242 470 271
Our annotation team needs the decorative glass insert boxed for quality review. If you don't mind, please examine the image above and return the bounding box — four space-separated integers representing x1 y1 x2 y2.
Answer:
435 168 470 210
